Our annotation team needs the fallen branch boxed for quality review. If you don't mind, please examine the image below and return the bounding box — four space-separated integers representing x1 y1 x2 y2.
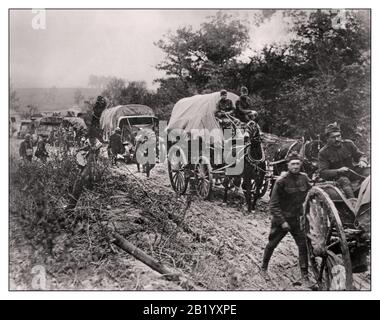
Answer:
112 232 201 290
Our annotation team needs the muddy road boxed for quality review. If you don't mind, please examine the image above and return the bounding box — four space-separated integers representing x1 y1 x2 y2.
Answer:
9 138 370 290
110 160 370 291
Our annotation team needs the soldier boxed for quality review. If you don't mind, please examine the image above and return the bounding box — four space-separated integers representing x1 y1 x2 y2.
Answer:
261 151 311 283
318 123 368 199
35 134 49 163
66 127 76 150
108 127 125 165
215 89 236 129
134 128 156 177
19 133 34 162
235 86 254 123
245 111 261 134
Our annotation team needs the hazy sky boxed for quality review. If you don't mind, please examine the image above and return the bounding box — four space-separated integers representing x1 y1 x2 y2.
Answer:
10 9 292 89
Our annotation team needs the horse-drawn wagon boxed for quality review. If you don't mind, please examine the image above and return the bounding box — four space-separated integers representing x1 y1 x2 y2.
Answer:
302 168 370 290
166 91 269 211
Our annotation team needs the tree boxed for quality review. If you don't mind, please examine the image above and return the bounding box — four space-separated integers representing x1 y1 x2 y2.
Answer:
256 10 370 146
155 12 249 92
101 77 127 106
21 104 40 119
120 81 151 105
73 89 85 105
88 75 113 89
288 9 369 78
10 85 20 112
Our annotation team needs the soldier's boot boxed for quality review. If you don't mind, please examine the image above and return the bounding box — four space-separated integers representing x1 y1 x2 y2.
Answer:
300 268 317 289
301 268 309 281
260 246 274 280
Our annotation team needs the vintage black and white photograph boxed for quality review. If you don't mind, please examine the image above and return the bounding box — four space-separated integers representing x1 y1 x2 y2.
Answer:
9 8 371 291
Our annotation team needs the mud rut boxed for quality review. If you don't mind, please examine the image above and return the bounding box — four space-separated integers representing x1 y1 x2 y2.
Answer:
112 162 370 291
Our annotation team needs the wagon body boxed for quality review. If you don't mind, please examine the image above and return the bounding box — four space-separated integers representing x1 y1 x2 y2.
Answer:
302 174 371 290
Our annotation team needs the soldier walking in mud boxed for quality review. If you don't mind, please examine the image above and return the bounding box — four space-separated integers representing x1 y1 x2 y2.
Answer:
261 151 312 284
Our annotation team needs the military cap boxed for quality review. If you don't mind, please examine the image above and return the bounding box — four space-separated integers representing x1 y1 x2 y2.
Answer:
325 122 341 136
241 86 249 95
286 151 303 163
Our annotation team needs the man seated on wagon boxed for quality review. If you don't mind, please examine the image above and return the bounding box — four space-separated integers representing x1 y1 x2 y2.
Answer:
235 86 254 123
318 122 368 199
214 89 237 129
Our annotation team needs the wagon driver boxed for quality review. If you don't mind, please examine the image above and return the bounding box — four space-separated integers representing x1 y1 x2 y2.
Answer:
318 122 368 200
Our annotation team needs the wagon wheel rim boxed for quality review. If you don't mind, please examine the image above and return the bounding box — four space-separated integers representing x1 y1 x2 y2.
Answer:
303 186 353 290
194 160 213 200
167 146 188 195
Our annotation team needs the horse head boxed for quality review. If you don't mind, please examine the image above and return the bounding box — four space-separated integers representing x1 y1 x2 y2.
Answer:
244 121 264 162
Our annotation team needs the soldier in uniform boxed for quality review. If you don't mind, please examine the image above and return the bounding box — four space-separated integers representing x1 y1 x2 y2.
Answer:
318 123 368 199
261 151 311 283
215 89 236 129
235 86 254 123
245 111 262 135
108 127 125 165
19 133 34 162
35 134 49 163
66 127 76 149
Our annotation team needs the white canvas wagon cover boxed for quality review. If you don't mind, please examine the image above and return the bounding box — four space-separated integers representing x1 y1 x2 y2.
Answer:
166 92 239 143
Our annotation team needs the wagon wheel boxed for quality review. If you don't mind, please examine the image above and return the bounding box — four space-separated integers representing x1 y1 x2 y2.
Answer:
167 145 189 195
194 157 213 200
303 186 353 290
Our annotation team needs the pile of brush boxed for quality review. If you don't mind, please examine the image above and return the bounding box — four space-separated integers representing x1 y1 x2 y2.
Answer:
9 153 197 289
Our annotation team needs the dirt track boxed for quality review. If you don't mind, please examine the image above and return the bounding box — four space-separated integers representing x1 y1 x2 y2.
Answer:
111 160 370 291
9 138 370 290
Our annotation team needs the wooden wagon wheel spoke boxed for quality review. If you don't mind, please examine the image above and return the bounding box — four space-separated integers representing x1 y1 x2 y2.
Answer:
194 160 213 200
303 186 353 290
173 171 179 184
168 146 189 195
318 256 327 284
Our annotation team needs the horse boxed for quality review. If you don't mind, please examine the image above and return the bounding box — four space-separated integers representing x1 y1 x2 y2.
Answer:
270 137 322 194
222 120 266 212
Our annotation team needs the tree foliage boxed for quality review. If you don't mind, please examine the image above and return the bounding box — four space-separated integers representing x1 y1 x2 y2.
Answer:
259 10 370 146
152 10 370 152
155 12 249 92
83 10 370 152
10 85 20 112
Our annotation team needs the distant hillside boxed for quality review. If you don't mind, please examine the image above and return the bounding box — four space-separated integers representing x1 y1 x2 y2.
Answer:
13 87 102 112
